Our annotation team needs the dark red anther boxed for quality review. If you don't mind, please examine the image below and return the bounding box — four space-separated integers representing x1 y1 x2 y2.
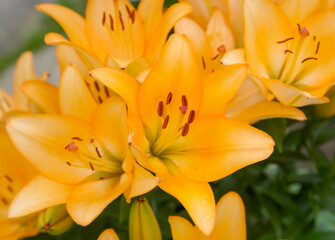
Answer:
166 92 173 104
181 95 188 107
181 123 190 137
188 110 195 124
157 101 164 117
162 115 170 129
102 12 106 25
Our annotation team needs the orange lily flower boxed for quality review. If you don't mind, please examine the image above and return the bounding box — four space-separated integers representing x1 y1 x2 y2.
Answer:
239 0 335 107
169 191 246 240
6 65 158 226
90 34 274 235
175 16 306 124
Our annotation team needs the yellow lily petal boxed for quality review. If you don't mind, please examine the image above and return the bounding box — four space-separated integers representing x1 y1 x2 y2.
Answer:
145 2 193 63
139 34 202 143
158 162 215 236
221 49 246 65
85 0 145 67
55 45 89 77
59 65 97 122
44 32 102 70
175 17 215 75
229 100 306 124
279 0 319 23
206 8 234 52
13 51 37 111
200 64 248 115
137 0 164 38
98 229 120 240
0 89 13 119
89 68 139 116
67 173 132 226
8 176 72 218
167 116 274 182
226 0 244 47
315 86 335 118
244 0 294 78
6 115 93 184
169 216 200 240
262 78 329 106
209 192 246 240
320 0 335 11
179 0 211 28
124 164 159 200
91 97 128 160
36 3 89 50
21 80 59 114
295 10 335 88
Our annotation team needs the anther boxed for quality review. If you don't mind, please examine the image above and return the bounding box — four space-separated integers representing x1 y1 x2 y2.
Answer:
277 37 294 44
284 50 293 54
104 86 110 97
202 56 206 69
109 14 114 31
217 45 226 54
313 35 316 41
102 12 106 26
138 197 145 203
72 137 83 141
299 27 310 37
157 101 164 117
4 175 13 183
95 147 102 158
90 138 95 143
66 162 72 166
130 10 135 24
181 123 190 137
94 81 100 92
211 54 219 60
66 142 78 152
166 92 173 104
297 23 301 32
98 96 103 104
89 162 95 171
7 185 13 193
119 10 125 31
181 95 188 107
188 110 195 124
1 197 8 205
162 115 170 129
315 41 320 54
302 57 318 63
125 4 131 16
179 106 188 114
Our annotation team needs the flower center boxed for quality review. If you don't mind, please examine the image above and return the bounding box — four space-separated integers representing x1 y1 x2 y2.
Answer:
151 93 196 156
64 137 122 173
277 24 320 85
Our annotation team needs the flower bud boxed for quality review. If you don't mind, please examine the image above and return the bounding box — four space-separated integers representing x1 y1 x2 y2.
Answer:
129 197 162 240
37 205 73 236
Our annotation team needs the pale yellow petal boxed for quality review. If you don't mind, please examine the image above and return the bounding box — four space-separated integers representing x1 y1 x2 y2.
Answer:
179 0 211 28
21 80 59 114
59 65 97 122
67 173 132 225
221 49 246 65
137 0 164 38
279 0 320 23
0 89 14 118
98 229 120 240
8 176 73 218
227 0 244 47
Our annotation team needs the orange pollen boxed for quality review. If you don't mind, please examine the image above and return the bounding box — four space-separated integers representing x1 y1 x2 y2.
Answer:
299 27 310 37
157 101 164 117
277 37 294 44
188 110 195 124
166 92 173 104
217 45 226 54
162 115 170 129
72 136 83 141
181 123 190 137
181 95 188 107
89 162 95 171
102 12 106 25
66 142 78 152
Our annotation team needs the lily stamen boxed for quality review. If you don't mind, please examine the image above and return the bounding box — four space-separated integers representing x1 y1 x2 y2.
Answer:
119 10 125 31
316 41 320 54
277 37 294 44
157 101 164 117
284 50 293 54
302 57 318 63
89 162 95 171
188 110 195 124
166 92 172 104
202 56 206 70
181 123 190 137
162 115 170 129
109 14 114 31
181 95 188 107
102 12 106 26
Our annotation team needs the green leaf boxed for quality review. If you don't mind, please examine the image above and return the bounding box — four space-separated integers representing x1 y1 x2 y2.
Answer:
295 231 335 240
119 196 131 224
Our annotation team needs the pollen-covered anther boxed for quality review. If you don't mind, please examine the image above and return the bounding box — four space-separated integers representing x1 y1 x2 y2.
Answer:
302 57 318 63
4 174 13 183
109 14 114 31
188 110 195 124
157 101 164 117
65 142 78 152
181 95 188 107
316 41 320 54
66 162 72 167
166 92 173 104
202 56 206 70
284 50 293 54
162 115 170 129
72 137 83 141
95 147 102 158
181 123 190 137
119 10 125 30
102 12 106 26
277 37 294 44
89 162 95 171
299 27 310 37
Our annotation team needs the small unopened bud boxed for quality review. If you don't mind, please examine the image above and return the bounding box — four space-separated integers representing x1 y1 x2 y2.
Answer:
37 205 73 236
129 197 162 240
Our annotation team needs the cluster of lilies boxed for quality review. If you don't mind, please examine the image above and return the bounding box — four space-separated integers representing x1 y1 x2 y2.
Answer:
1 0 335 239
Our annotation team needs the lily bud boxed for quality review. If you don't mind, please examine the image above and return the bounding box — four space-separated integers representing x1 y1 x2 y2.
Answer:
315 86 335 119
129 197 162 240
37 205 73 236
